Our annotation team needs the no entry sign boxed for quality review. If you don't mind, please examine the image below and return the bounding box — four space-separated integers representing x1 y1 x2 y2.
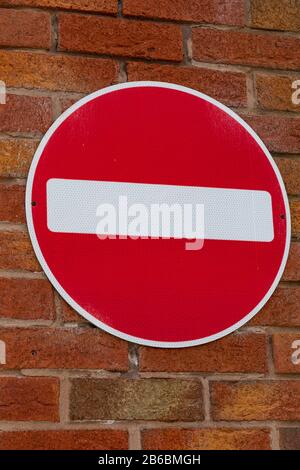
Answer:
26 82 290 347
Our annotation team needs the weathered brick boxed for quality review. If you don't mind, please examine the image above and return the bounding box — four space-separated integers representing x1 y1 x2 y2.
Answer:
70 379 203 421
0 278 55 321
127 62 247 107
0 51 118 93
192 28 300 71
291 200 300 236
275 158 300 196
280 428 300 450
273 333 300 374
0 327 128 370
0 0 118 14
283 242 300 281
0 429 128 450
250 287 300 327
58 14 183 61
244 114 300 154
0 95 52 134
140 333 267 373
211 381 300 421
142 428 271 450
0 8 51 49
0 139 38 178
0 377 59 421
251 0 300 32
256 73 300 113
123 0 245 26
0 184 25 224
0 230 40 271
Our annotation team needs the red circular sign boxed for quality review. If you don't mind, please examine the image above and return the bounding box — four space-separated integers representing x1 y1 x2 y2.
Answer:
26 82 290 347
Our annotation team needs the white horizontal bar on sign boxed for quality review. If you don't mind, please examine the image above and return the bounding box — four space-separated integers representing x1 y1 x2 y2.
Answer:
46 178 274 242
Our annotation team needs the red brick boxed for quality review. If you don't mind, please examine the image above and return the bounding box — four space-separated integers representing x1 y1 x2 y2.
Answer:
61 299 87 323
140 333 267 373
58 14 183 61
211 381 300 421
127 62 247 107
192 28 300 71
283 242 300 281
70 378 203 421
0 327 128 370
0 230 40 271
0 429 128 450
142 428 271 450
0 377 59 421
280 428 300 450
0 94 52 134
0 50 118 93
0 139 38 178
0 0 118 14
275 158 300 196
0 278 55 321
0 184 25 224
256 73 300 113
243 114 300 154
251 0 300 32
291 200 300 236
123 0 245 26
0 8 51 49
250 286 300 327
273 333 300 374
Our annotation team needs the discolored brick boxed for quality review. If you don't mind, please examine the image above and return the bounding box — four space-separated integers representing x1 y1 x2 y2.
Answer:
70 378 203 421
142 427 271 450
211 381 300 421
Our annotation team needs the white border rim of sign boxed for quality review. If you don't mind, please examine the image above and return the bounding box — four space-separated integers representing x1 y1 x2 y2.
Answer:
25 81 291 348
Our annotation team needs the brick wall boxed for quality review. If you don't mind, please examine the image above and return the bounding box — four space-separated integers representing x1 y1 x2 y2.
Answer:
0 0 300 451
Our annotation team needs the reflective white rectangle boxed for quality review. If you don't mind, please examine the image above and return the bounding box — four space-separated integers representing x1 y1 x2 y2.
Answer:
46 178 273 242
